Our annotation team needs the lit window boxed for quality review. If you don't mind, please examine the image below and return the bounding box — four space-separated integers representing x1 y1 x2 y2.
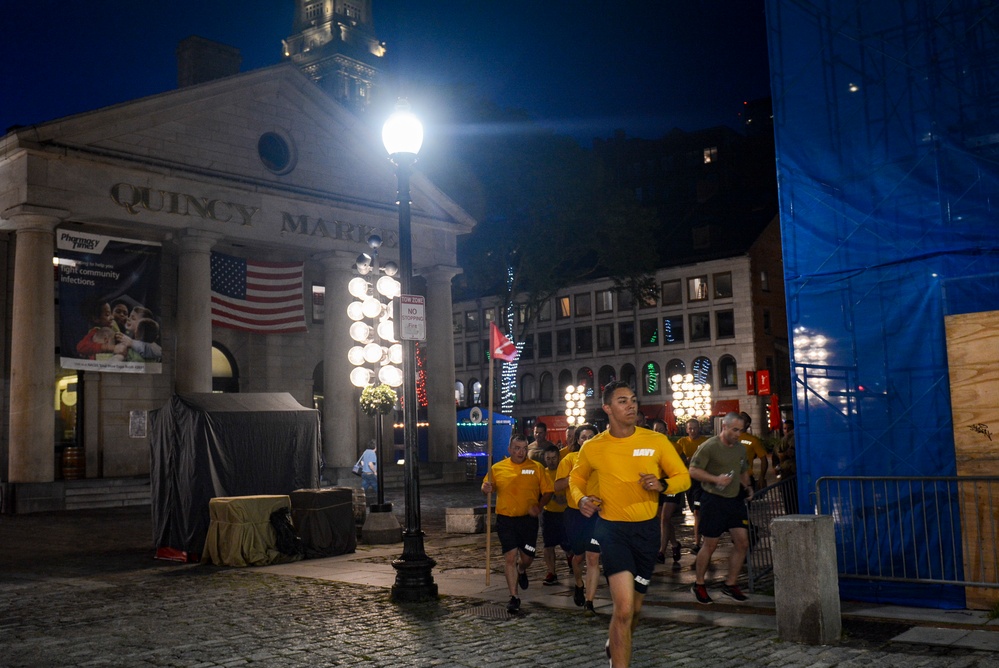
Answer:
595 290 614 313
703 147 718 164
688 276 709 302
557 296 571 319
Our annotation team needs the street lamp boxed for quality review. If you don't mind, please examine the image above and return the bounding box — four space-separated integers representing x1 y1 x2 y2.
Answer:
348 233 402 516
383 100 438 602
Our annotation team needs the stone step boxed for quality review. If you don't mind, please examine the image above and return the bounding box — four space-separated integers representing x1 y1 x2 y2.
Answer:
64 478 151 510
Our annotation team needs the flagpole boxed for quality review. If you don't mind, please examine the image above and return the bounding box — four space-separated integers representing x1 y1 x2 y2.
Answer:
484 346 496 586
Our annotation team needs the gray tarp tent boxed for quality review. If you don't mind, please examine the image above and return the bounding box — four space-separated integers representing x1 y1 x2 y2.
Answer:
150 393 321 559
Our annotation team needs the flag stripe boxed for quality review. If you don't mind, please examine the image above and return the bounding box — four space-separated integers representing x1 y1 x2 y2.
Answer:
210 251 307 333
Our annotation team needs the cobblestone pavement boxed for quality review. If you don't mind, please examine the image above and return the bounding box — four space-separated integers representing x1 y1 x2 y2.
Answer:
2 482 999 667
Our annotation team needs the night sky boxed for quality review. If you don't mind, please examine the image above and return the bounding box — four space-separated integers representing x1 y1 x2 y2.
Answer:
2 1 772 143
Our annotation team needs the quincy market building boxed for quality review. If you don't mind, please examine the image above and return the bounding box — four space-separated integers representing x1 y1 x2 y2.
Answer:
0 63 474 511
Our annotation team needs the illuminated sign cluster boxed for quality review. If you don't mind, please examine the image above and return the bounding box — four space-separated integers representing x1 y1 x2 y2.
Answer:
670 373 712 421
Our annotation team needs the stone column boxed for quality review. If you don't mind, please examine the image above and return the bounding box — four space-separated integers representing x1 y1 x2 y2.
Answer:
1 207 64 482
175 230 221 394
320 251 360 480
421 265 461 463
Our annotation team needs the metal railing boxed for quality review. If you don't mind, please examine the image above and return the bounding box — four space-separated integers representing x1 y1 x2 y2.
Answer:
816 476 999 588
745 476 799 592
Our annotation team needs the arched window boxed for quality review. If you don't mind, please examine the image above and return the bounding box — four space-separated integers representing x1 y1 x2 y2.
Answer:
558 369 573 394
577 367 594 397
620 363 637 392
539 372 554 403
212 342 239 393
598 365 616 396
692 356 712 386
455 381 466 406
642 361 661 395
520 374 537 403
470 379 482 406
719 355 738 388
665 358 686 383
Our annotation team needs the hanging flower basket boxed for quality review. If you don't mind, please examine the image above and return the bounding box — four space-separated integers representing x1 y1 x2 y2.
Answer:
360 383 398 417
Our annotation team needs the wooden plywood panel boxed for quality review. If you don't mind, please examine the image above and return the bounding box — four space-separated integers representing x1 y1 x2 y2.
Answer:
945 310 999 609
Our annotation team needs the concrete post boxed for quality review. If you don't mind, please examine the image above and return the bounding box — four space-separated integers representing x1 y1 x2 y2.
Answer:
772 514 841 644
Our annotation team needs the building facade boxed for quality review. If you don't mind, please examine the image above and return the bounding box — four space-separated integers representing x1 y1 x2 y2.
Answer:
453 214 789 435
0 63 473 511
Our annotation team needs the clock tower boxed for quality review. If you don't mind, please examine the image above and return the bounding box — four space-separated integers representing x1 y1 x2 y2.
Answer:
283 0 385 112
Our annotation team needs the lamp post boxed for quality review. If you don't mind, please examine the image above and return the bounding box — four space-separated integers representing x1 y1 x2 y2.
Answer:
348 233 402 513
383 100 438 601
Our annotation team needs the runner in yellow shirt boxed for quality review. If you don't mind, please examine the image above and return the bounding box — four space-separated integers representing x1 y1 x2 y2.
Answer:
569 381 690 668
481 434 553 613
555 423 600 614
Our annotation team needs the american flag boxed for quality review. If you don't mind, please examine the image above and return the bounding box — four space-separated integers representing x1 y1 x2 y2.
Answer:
210 252 307 333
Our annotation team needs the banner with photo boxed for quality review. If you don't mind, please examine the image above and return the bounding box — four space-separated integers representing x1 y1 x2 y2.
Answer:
57 229 162 374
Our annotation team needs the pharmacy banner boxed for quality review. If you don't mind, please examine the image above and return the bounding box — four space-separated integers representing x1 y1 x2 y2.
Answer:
57 230 162 374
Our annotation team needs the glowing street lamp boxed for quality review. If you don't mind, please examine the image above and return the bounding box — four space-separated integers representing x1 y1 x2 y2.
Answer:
383 100 437 602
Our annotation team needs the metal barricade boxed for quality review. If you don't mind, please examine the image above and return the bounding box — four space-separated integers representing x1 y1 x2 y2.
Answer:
815 476 999 589
745 476 799 592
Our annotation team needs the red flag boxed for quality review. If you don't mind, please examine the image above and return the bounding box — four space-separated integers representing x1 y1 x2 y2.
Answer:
489 322 518 362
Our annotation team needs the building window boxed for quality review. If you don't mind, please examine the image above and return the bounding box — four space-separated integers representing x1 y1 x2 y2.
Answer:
643 361 661 396
520 374 537 403
763 309 772 335
619 321 635 348
257 131 296 174
577 367 595 397
483 307 496 327
471 380 482 406
595 289 614 313
719 355 738 388
689 312 710 341
618 290 634 311
703 146 718 164
662 315 684 345
760 270 770 292
538 299 552 321
665 358 686 381
714 272 733 299
716 310 735 338
575 293 591 317
452 312 463 335
465 310 479 332
640 318 658 347
454 342 463 367
575 326 593 354
455 381 465 406
516 302 530 325
466 340 481 364
305 2 322 20
598 365 616 395
558 369 573 392
521 333 535 360
596 323 615 351
620 364 637 391
661 279 682 305
539 372 554 402
557 296 571 319
556 329 572 355
538 332 552 358
692 356 712 385
688 276 709 302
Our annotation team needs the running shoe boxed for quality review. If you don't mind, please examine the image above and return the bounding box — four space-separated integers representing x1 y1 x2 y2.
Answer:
518 570 529 590
720 583 748 601
655 551 666 564
605 638 612 667
672 543 682 562
542 572 558 586
573 585 585 606
506 596 521 613
691 582 713 604
583 601 596 617
671 560 682 571
691 543 701 555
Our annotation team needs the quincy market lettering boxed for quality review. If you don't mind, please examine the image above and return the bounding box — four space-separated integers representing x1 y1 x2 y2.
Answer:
109 182 398 246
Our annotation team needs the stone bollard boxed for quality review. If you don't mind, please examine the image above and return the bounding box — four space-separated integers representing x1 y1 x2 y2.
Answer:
772 514 841 644
445 506 491 533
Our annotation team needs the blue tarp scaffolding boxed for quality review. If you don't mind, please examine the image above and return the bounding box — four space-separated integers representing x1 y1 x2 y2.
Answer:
767 0 999 607
456 408 515 476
